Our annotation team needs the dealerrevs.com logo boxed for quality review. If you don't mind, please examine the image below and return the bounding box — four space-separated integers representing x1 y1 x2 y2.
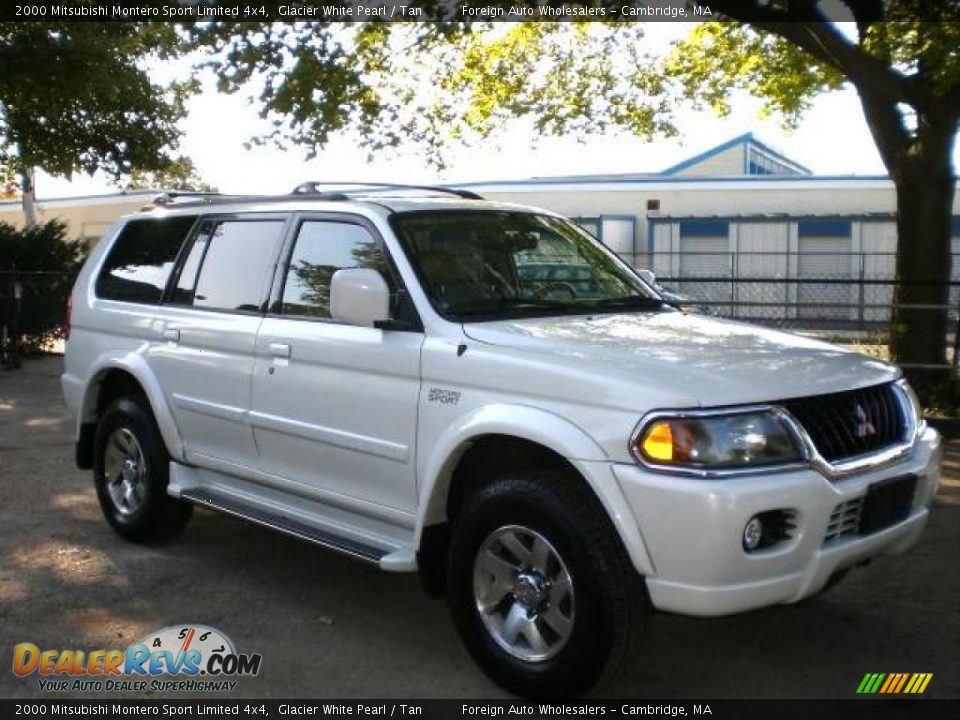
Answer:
13 625 262 692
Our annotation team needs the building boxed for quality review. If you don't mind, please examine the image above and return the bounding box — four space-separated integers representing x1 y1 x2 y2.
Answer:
0 190 161 247
454 133 960 328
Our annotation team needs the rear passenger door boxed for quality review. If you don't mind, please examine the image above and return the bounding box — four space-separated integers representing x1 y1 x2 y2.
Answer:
148 215 289 471
249 215 423 516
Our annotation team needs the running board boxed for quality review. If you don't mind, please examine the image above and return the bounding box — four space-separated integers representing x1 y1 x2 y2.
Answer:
179 488 388 565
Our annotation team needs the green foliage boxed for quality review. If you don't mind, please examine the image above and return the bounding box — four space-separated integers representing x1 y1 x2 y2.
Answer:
124 157 217 193
0 220 82 351
194 22 673 168
0 19 194 186
193 11 958 170
666 24 845 128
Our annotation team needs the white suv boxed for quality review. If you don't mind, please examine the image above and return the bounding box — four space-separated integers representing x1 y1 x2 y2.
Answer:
62 186 942 698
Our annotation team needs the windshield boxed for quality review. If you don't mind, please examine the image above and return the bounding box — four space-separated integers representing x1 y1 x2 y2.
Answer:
390 211 665 321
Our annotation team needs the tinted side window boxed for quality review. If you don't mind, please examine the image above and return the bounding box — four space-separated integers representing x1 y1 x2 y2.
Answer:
95 217 196 303
173 220 285 312
281 221 388 318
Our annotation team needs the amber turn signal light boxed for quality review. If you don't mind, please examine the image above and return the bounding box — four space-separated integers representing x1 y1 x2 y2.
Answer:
640 420 674 461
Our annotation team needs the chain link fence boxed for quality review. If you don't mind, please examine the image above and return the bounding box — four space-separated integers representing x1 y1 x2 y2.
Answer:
4 251 960 381
643 251 960 376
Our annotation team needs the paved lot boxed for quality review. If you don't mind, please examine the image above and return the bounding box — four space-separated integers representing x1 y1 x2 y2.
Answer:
1 356 958 700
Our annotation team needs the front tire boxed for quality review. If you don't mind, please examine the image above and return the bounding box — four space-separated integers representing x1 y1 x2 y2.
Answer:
447 469 648 699
93 397 192 543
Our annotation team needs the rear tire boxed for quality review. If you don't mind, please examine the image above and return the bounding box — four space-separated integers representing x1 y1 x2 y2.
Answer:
447 469 648 699
93 397 192 543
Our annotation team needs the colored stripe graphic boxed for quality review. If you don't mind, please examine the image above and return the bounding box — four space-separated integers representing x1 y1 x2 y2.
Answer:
858 673 933 694
892 674 909 693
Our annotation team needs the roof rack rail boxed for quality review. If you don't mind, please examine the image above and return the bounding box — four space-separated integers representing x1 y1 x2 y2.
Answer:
291 181 484 201
144 189 351 211
151 191 251 206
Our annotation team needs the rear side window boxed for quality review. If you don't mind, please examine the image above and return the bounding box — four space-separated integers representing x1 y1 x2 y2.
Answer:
95 217 196 304
172 219 285 312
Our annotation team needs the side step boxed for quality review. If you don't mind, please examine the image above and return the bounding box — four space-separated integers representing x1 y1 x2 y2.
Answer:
180 488 388 565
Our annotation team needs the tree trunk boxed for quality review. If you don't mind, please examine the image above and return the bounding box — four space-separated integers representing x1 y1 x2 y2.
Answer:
20 167 37 230
887 121 957 398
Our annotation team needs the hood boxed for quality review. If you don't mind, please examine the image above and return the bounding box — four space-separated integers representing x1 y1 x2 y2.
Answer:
461 311 899 408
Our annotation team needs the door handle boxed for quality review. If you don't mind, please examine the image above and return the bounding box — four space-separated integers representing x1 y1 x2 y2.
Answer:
268 343 291 358
161 328 180 342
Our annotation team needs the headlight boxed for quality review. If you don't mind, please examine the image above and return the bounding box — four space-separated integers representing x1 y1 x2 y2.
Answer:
633 410 804 471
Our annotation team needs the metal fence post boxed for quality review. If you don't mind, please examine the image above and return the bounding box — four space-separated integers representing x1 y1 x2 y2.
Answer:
858 253 866 331
730 251 737 319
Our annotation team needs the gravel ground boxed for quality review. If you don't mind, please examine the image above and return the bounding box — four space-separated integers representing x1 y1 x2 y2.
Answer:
1 356 958 700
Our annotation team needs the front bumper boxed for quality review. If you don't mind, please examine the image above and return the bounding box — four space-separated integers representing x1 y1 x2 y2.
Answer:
613 426 942 616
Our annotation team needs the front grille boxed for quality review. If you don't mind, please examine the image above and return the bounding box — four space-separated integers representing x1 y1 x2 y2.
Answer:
824 497 864 544
782 383 906 463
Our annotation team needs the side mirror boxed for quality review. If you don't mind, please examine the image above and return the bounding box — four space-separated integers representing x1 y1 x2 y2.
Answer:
330 268 390 327
637 268 656 286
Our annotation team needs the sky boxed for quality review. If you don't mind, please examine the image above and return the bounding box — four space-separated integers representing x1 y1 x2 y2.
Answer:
35 23 960 200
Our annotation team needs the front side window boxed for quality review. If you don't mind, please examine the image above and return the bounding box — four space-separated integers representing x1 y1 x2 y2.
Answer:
390 211 663 321
172 219 285 312
280 221 388 318
95 216 197 304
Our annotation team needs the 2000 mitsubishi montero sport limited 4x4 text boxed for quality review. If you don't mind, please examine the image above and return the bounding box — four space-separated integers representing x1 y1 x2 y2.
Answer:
62 185 942 698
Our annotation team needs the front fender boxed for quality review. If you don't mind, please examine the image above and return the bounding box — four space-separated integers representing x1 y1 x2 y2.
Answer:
415 403 656 576
78 351 185 462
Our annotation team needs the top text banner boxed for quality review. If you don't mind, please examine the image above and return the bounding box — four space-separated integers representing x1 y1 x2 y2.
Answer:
3 1 880 23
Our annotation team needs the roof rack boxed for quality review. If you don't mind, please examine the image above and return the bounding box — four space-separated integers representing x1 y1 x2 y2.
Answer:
141 182 484 212
144 189 346 210
291 181 484 200
149 191 261 207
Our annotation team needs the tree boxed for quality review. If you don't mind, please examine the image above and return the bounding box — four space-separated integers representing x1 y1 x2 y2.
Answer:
124 157 217 193
192 22 666 168
198 10 959 395
0 20 194 227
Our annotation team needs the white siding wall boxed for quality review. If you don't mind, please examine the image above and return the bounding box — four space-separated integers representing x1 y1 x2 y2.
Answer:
600 217 635 256
797 233 855 321
672 145 745 176
735 222 789 319
650 222 676 278
860 221 898 322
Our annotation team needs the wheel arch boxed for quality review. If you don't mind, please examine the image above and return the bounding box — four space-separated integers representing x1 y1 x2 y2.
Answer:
77 354 185 465
415 405 655 587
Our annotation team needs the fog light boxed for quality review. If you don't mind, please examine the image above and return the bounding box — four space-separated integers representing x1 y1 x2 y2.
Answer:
743 516 763 551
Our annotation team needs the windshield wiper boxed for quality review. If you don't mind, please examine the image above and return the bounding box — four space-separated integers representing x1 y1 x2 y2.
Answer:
588 295 667 311
446 297 575 317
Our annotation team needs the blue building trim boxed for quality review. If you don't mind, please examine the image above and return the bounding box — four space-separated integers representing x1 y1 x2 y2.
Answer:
798 220 852 237
450 174 891 189
680 220 729 238
952 217 960 236
648 213 894 223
